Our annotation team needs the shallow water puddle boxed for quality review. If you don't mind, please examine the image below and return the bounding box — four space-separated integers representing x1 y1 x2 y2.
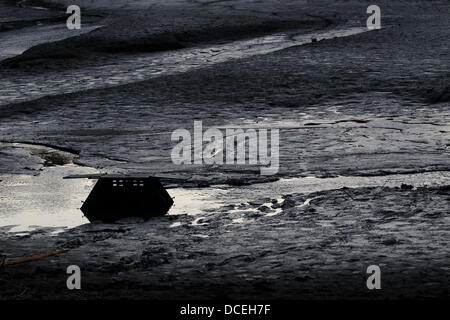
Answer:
0 25 372 105
0 165 98 233
1 162 448 233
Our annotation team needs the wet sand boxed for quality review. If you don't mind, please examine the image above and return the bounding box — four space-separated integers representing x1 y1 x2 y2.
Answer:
0 0 449 299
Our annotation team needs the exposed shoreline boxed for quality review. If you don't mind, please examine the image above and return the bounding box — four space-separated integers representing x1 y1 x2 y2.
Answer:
1 0 333 70
1 183 449 299
0 0 449 300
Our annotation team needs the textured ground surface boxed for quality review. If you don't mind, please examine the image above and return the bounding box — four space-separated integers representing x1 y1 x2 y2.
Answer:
1 184 449 299
0 0 449 299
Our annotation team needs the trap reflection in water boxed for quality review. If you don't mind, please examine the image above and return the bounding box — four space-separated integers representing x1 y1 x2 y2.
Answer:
1 162 449 233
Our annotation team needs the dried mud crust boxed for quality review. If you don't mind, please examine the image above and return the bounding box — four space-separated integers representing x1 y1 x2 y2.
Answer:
0 185 449 299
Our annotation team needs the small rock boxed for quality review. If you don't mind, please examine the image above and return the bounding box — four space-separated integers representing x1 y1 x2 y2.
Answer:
382 237 398 246
401 183 414 190
247 211 263 218
307 207 317 214
119 257 134 264
282 198 296 209
258 205 271 213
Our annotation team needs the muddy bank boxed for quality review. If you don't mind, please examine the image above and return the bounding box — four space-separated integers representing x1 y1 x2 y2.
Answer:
1 184 449 299
0 141 82 173
0 0 448 301
0 1 105 61
1 0 333 70
1 142 448 232
3 0 446 73
0 25 373 106
0 2 447 183
1 44 448 179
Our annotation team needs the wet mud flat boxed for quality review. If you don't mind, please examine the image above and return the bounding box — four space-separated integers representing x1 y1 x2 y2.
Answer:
0 0 449 300
0 144 449 299
0 0 333 71
0 2 448 179
1 183 449 299
0 0 105 61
